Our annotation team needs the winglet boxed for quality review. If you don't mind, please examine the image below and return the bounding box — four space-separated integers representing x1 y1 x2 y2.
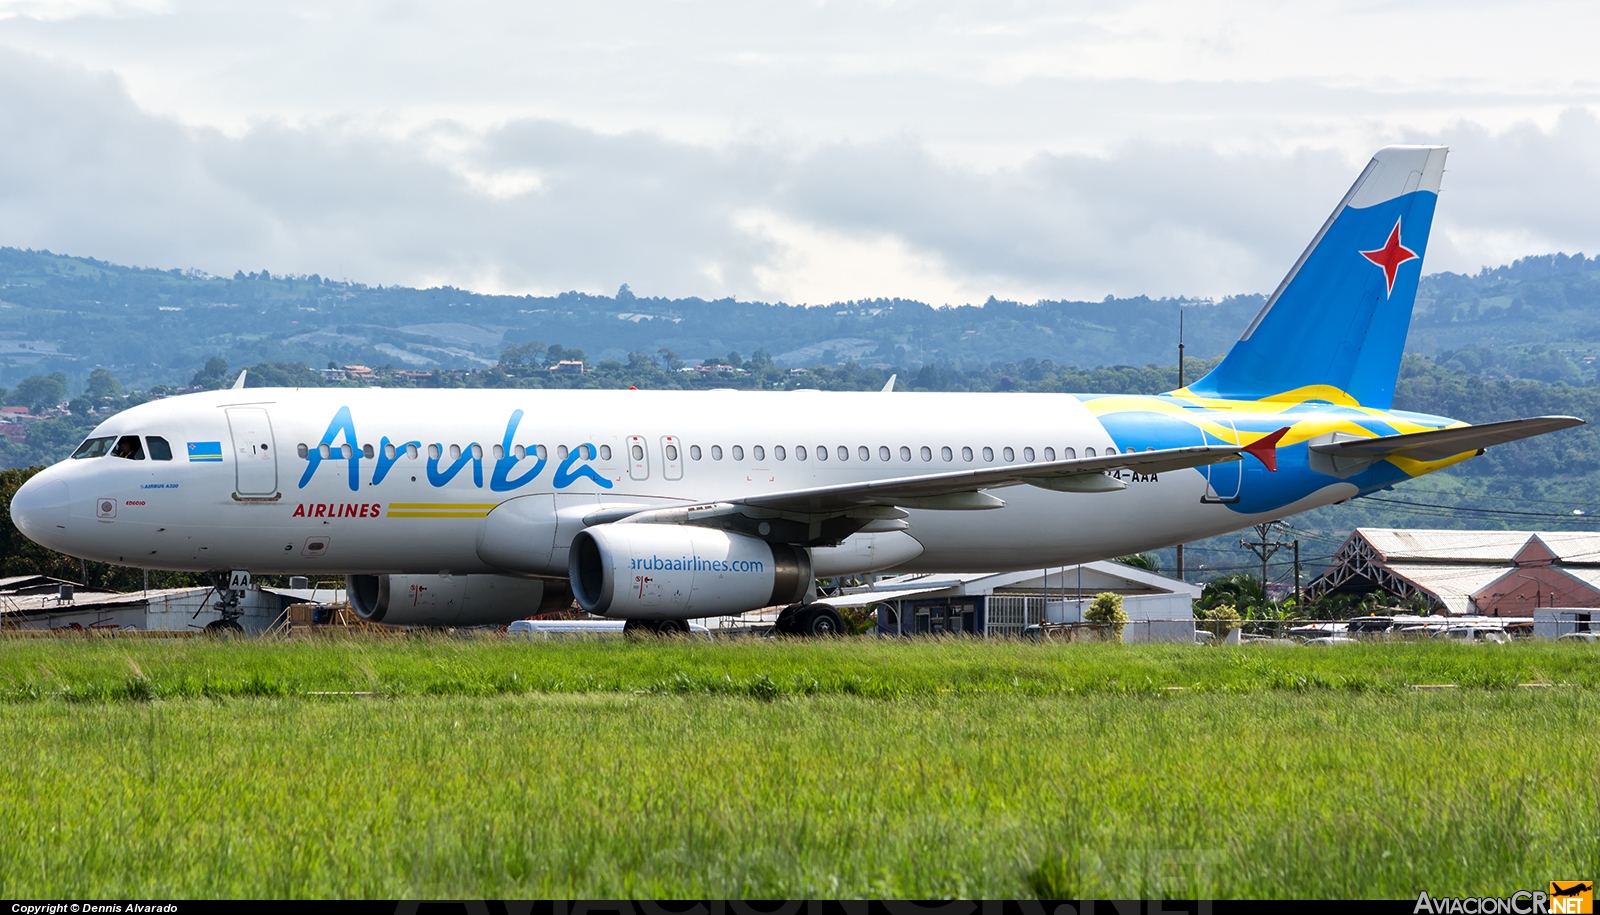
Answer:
881 374 896 393
1242 427 1289 472
232 369 247 390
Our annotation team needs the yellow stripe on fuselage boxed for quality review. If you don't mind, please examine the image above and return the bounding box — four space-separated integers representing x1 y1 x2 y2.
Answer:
385 502 497 519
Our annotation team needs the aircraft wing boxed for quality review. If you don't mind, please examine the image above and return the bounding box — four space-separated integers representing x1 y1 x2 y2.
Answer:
734 442 1247 513
1308 416 1584 462
590 431 1289 545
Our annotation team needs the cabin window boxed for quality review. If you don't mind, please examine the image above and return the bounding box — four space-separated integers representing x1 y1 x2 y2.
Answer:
111 435 145 460
831 445 843 461
879 446 890 461
940 446 952 462
556 444 569 460
320 443 333 459
690 445 702 460
962 446 973 462
982 446 993 461
774 445 786 461
900 446 911 461
364 444 376 459
859 446 870 461
1023 447 1035 462
1085 447 1096 457
383 443 398 460
752 445 764 461
468 444 481 460
342 444 356 459
512 444 525 460
147 437 173 461
630 443 644 461
448 444 461 460
920 446 932 462
600 444 612 460
1063 447 1076 459
712 445 724 460
407 444 421 459
732 445 744 461
664 443 678 462
1003 447 1014 461
816 446 828 461
1044 447 1055 461
796 445 807 461
296 443 309 459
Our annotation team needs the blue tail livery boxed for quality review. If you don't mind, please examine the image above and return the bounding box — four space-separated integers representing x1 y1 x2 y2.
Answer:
1186 146 1448 408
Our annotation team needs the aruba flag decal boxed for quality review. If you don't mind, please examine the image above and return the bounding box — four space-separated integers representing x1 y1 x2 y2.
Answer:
187 441 223 462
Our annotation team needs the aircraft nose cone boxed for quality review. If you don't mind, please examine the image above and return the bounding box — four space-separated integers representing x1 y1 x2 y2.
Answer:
10 475 70 548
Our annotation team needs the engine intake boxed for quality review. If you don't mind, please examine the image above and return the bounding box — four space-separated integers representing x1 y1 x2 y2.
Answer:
346 574 570 627
569 524 810 619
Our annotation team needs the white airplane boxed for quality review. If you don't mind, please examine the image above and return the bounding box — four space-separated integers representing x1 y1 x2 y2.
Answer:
8 146 1583 634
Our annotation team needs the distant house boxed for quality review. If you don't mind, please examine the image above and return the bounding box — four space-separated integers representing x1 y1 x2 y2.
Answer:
1 406 29 417
820 563 1198 641
320 368 347 382
550 360 584 374
342 365 376 380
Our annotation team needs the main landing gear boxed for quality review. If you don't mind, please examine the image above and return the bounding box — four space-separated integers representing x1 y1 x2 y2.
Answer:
773 603 846 637
623 618 691 637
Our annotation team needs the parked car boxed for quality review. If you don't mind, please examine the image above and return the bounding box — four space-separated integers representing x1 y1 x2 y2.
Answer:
1557 631 1598 642
1303 636 1357 646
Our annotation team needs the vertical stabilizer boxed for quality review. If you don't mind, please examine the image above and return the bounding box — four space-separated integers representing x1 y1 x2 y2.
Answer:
1186 145 1448 408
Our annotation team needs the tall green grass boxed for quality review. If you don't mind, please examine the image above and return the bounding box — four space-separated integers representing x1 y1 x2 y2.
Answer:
0 636 1595 702
0 639 1594 898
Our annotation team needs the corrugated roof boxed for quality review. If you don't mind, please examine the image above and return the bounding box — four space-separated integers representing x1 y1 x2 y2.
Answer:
1356 528 1600 564
1381 564 1514 614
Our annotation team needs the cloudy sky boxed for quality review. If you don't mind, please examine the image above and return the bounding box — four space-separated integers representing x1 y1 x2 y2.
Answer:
0 0 1597 305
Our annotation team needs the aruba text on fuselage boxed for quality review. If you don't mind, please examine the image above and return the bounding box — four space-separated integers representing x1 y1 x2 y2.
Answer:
9 146 1584 634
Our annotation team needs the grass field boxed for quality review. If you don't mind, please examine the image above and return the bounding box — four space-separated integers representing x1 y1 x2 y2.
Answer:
0 637 1595 898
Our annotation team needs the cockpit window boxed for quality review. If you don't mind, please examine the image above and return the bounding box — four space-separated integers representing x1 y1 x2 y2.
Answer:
71 436 116 459
147 437 173 461
111 435 145 460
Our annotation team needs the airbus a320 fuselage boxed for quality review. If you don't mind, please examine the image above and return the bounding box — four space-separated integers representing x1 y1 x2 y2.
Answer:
9 146 1583 632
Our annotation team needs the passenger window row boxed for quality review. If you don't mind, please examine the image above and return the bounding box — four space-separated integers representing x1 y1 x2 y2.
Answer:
687 443 1127 463
71 435 173 461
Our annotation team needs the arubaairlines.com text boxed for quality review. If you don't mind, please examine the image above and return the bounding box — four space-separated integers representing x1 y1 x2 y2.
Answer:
630 555 764 573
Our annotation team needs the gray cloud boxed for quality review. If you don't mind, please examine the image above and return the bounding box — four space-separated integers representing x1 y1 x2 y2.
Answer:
0 48 1596 305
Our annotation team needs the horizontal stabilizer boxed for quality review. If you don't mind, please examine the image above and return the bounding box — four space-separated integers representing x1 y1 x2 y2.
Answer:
1309 416 1584 462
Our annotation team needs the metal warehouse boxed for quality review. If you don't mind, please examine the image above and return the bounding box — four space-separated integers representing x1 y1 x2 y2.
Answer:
1307 528 1600 616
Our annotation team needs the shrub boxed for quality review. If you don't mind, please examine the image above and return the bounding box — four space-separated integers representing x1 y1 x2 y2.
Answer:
1084 591 1127 640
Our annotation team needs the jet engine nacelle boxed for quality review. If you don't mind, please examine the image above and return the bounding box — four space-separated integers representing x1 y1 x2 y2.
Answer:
346 573 571 627
569 524 810 619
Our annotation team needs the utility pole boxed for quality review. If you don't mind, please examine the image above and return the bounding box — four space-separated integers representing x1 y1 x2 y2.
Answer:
1239 522 1292 607
1293 540 1301 612
1175 309 1186 582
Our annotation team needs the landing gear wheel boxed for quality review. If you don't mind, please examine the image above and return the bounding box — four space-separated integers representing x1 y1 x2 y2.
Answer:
623 619 652 638
204 618 244 638
653 619 690 637
773 604 804 636
797 605 845 637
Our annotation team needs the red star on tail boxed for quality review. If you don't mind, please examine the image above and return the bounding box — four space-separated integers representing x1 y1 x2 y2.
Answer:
1359 218 1418 296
